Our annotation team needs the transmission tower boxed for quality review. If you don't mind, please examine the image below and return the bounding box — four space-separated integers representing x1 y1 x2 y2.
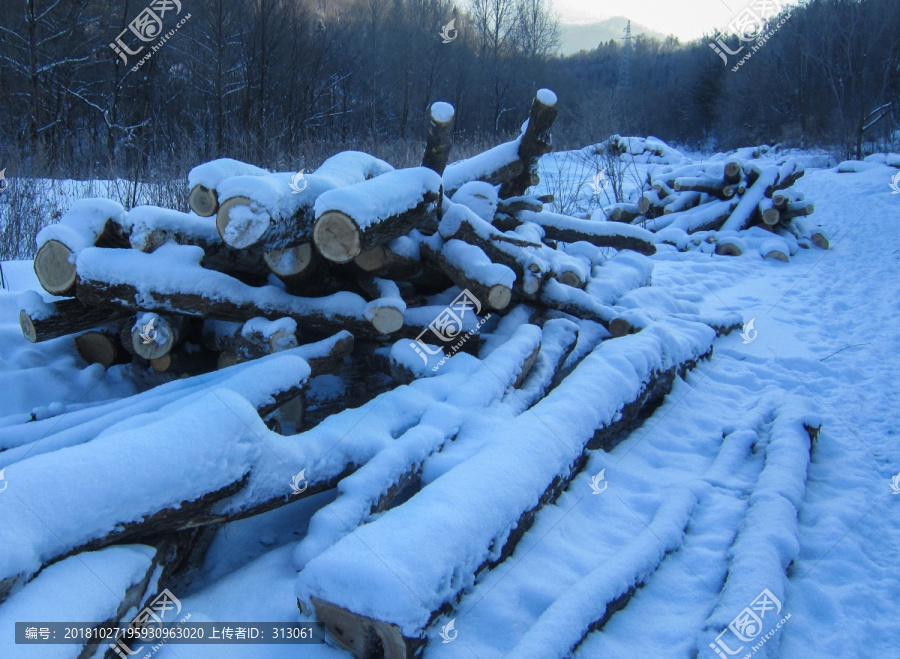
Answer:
618 21 633 90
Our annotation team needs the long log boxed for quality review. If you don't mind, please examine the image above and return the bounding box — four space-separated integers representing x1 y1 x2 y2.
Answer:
215 152 394 251
74 244 393 337
18 295 131 343
313 168 443 263
421 102 456 176
512 210 658 255
720 166 780 232
298 320 716 657
439 204 547 296
33 199 129 296
419 239 514 311
673 175 735 200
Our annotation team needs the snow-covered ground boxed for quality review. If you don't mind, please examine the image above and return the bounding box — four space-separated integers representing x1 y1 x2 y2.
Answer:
0 152 897 658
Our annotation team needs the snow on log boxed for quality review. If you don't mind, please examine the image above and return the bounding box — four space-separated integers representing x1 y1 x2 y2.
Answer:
442 139 524 198
667 199 739 234
514 210 658 255
125 205 269 282
313 168 442 263
263 242 318 290
202 317 299 363
501 89 559 197
0 545 160 655
215 152 394 251
18 293 130 343
74 243 391 337
187 158 269 217
0 335 343 466
356 276 407 334
292 325 543 573
697 399 820 657
0 389 268 601
296 319 716 656
720 166 779 232
506 490 697 659
33 199 128 297
439 204 546 296
419 237 515 311
421 102 456 175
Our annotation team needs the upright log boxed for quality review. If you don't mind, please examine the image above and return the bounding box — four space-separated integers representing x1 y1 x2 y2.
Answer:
421 102 456 176
501 89 559 198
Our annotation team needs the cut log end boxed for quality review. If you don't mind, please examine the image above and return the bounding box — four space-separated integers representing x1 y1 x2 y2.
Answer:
34 239 76 296
354 246 388 272
131 316 178 360
19 310 38 343
310 598 414 659
811 232 829 250
188 185 218 217
264 243 315 277
369 306 405 334
216 196 265 249
715 242 743 257
762 208 781 226
217 351 238 370
314 211 361 263
75 331 120 369
764 250 790 262
609 318 633 338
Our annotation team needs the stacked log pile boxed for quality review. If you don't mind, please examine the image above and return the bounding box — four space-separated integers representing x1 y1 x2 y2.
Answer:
6 92 755 659
588 138 829 261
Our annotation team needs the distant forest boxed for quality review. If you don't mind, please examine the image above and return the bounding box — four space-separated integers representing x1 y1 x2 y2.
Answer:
1 0 898 181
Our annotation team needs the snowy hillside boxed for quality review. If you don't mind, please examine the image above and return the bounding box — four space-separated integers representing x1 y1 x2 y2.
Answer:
1 128 898 659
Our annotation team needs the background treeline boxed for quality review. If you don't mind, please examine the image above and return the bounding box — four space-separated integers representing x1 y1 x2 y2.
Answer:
0 0 899 183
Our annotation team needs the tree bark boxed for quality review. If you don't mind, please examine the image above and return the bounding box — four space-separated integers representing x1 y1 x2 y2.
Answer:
19 299 130 343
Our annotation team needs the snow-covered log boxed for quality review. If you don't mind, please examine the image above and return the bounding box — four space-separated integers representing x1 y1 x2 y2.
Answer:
297 319 716 657
188 158 269 217
511 210 658 255
501 89 559 197
421 102 456 176
203 317 299 364
354 236 423 280
313 168 442 263
263 243 318 290
33 199 128 296
18 293 130 343
419 237 514 311
74 329 128 369
74 244 394 337
125 205 269 282
128 312 185 360
215 152 394 251
674 175 736 200
439 204 547 296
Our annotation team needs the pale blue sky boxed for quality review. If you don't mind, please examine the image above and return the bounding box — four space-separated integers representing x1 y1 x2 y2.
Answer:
554 0 800 42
